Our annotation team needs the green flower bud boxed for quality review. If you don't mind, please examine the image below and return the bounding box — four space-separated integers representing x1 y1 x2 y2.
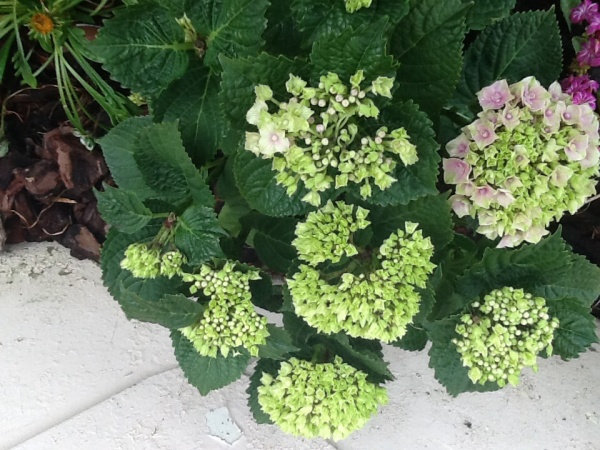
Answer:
454 287 559 388
257 357 387 440
344 0 373 13
371 76 394 98
160 250 186 278
120 243 161 279
255 84 273 102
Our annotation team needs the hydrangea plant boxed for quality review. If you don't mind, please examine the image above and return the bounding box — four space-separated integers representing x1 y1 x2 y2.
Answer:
90 0 600 442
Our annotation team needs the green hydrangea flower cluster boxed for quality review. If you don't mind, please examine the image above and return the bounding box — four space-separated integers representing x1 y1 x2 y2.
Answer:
120 243 186 279
453 286 559 388
257 356 388 441
244 71 418 206
345 0 372 13
287 201 436 342
444 76 600 248
293 200 370 265
180 262 269 358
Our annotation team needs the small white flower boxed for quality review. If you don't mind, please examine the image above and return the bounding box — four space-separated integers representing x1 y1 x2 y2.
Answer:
258 123 290 156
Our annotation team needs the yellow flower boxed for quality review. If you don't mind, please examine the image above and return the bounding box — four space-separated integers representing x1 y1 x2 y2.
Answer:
30 13 54 35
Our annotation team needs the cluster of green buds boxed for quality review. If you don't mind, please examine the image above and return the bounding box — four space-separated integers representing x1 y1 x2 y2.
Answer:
287 201 436 342
120 243 187 279
180 261 269 358
344 0 373 13
453 287 559 387
257 356 388 440
244 71 418 206
444 76 600 247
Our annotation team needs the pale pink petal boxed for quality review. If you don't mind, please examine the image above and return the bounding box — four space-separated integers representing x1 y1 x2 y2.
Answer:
467 120 498 149
495 189 515 207
522 84 551 111
500 106 521 130
503 176 523 191
477 79 514 111
473 185 496 208
450 195 471 218
562 104 582 125
443 158 471 184
524 226 549 244
580 146 600 169
565 134 589 161
550 165 574 186
446 133 471 157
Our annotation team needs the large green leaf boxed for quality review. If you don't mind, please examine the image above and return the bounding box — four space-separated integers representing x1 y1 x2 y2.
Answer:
258 324 300 360
462 0 516 30
328 334 393 383
291 0 409 47
349 100 439 206
185 0 270 72
153 62 227 165
101 227 181 303
391 0 469 117
309 17 396 83
234 151 311 217
171 330 250 395
95 184 153 234
262 0 303 57
427 317 501 396
118 290 204 329
368 193 453 256
90 4 191 96
132 121 214 206
219 53 306 130
98 116 157 200
547 298 599 360
252 216 298 273
432 232 600 320
174 205 225 265
454 9 562 109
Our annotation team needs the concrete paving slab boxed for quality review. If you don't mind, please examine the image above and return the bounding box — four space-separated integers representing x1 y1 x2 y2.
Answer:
1 242 599 450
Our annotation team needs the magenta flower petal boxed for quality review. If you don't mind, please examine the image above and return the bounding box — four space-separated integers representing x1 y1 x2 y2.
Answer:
443 158 471 184
571 0 599 24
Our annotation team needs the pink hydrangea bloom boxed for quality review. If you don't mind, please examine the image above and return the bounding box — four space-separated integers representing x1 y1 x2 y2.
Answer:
521 83 551 111
571 0 599 24
443 158 471 184
450 195 471 218
476 80 514 111
472 185 496 208
565 133 589 161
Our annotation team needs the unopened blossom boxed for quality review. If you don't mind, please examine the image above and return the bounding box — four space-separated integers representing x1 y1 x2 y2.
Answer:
288 202 436 342
443 76 600 247
453 287 559 388
257 357 387 440
344 0 373 13
243 71 418 206
120 243 161 279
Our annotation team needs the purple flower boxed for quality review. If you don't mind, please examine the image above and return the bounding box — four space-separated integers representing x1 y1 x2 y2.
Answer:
571 0 599 24
577 37 600 67
587 12 600 34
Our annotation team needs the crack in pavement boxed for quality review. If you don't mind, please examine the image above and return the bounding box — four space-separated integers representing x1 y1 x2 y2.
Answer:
3 364 179 450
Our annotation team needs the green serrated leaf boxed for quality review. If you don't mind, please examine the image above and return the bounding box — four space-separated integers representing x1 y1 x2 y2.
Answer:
153 62 226 165
234 150 311 217
90 4 191 96
393 325 428 351
220 53 306 130
250 272 282 312
368 193 453 255
174 205 225 265
454 9 562 109
247 359 279 424
548 298 599 360
349 100 439 206
310 17 397 83
118 290 204 328
263 0 303 57
391 0 469 117
252 216 298 273
98 116 157 200
95 184 153 233
185 0 270 72
329 334 393 383
291 0 409 47
101 227 181 303
427 317 501 396
462 0 516 30
258 324 300 360
171 330 250 395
